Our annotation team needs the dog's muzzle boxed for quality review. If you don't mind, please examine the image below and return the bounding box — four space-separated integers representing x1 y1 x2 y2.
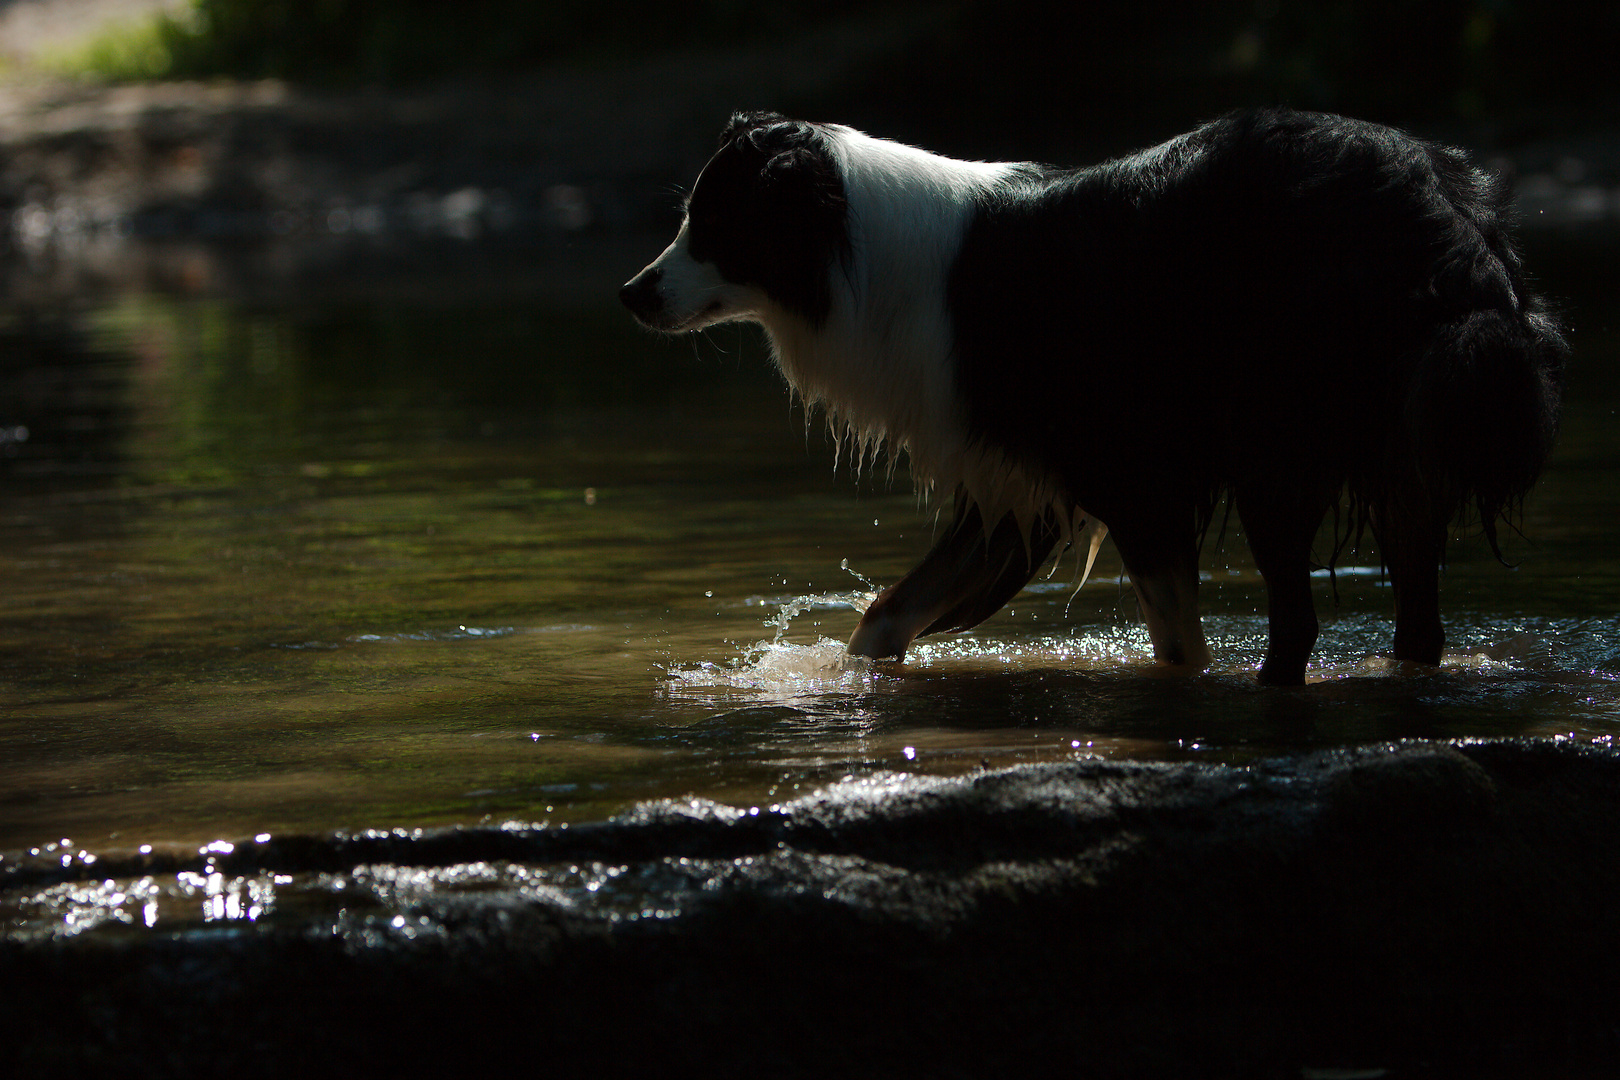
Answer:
619 268 665 325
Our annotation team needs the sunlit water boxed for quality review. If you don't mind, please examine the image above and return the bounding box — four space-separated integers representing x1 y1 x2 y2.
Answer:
3 234 1619 944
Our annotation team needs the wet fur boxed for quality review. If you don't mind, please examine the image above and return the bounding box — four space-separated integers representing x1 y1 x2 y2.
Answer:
621 108 1567 685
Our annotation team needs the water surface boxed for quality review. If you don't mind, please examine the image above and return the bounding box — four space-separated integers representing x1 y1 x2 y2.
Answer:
2 235 1618 862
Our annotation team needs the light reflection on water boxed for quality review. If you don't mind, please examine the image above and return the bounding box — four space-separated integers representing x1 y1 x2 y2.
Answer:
2 245 1619 872
0 844 745 943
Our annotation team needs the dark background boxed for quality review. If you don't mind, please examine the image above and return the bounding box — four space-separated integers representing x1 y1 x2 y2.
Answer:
152 0 1620 139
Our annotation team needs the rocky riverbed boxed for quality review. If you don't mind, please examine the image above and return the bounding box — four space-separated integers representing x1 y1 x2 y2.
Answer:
5 738 1620 1076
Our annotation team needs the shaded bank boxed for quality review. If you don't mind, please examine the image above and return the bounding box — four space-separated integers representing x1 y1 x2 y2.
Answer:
0 19 911 304
6 738 1620 1076
6 32 1620 306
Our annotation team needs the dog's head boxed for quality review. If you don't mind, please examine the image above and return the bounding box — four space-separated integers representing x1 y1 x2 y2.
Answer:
620 112 849 333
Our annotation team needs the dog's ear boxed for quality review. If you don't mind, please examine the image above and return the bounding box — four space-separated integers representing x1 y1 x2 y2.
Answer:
762 148 818 183
762 148 845 207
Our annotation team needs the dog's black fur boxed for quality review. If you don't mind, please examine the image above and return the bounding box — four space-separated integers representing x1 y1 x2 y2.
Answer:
622 109 1568 684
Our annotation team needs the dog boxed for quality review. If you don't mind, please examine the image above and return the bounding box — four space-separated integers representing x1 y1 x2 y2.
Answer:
620 108 1566 685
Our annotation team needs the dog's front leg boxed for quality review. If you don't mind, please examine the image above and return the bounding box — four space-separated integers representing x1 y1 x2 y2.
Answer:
1108 519 1212 672
848 497 1059 660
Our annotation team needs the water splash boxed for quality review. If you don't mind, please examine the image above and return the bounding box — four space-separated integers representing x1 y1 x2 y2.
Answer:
666 636 878 700
669 573 880 699
753 559 879 642
762 589 873 641
838 557 879 595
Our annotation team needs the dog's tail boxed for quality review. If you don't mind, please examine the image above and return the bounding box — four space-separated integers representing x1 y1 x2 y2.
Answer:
1404 300 1568 555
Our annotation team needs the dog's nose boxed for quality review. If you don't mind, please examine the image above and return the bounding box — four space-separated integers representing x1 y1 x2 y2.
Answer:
619 269 663 320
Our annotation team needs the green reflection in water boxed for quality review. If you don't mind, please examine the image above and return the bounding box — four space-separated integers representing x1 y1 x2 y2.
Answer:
1 292 923 849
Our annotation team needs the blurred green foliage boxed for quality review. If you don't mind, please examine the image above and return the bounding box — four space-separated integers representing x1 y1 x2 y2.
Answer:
77 0 905 83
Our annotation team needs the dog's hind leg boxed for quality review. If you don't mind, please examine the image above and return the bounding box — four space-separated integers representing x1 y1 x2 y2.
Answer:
1235 484 1335 686
1372 503 1447 666
1109 519 1212 672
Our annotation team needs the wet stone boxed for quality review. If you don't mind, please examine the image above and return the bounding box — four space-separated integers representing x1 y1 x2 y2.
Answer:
4 737 1620 1077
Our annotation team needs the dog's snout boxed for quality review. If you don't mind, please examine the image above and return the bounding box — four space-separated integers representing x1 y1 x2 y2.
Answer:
619 269 664 320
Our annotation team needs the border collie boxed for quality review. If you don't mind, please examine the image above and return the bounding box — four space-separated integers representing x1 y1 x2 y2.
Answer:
621 109 1566 685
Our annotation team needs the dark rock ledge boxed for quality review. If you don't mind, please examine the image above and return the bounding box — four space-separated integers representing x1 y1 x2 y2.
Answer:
5 738 1620 1078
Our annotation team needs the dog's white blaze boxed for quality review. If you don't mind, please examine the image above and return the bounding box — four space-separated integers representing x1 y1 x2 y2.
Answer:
760 126 1075 537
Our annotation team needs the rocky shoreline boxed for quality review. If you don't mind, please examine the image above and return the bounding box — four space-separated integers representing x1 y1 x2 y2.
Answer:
7 738 1620 1076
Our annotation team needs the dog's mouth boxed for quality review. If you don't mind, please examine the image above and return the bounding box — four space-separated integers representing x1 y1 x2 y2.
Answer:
641 299 727 334
630 309 683 333
620 267 730 332
690 299 726 324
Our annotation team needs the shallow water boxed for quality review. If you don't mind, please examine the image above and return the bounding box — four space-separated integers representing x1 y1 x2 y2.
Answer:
2 233 1618 874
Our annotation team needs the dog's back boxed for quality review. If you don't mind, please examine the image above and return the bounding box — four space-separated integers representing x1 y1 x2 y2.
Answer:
953 110 1563 533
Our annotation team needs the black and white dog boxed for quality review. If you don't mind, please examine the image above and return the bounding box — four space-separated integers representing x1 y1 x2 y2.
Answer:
621 109 1566 685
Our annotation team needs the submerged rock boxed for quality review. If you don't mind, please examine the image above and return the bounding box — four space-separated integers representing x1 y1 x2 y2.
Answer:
5 738 1619 1077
